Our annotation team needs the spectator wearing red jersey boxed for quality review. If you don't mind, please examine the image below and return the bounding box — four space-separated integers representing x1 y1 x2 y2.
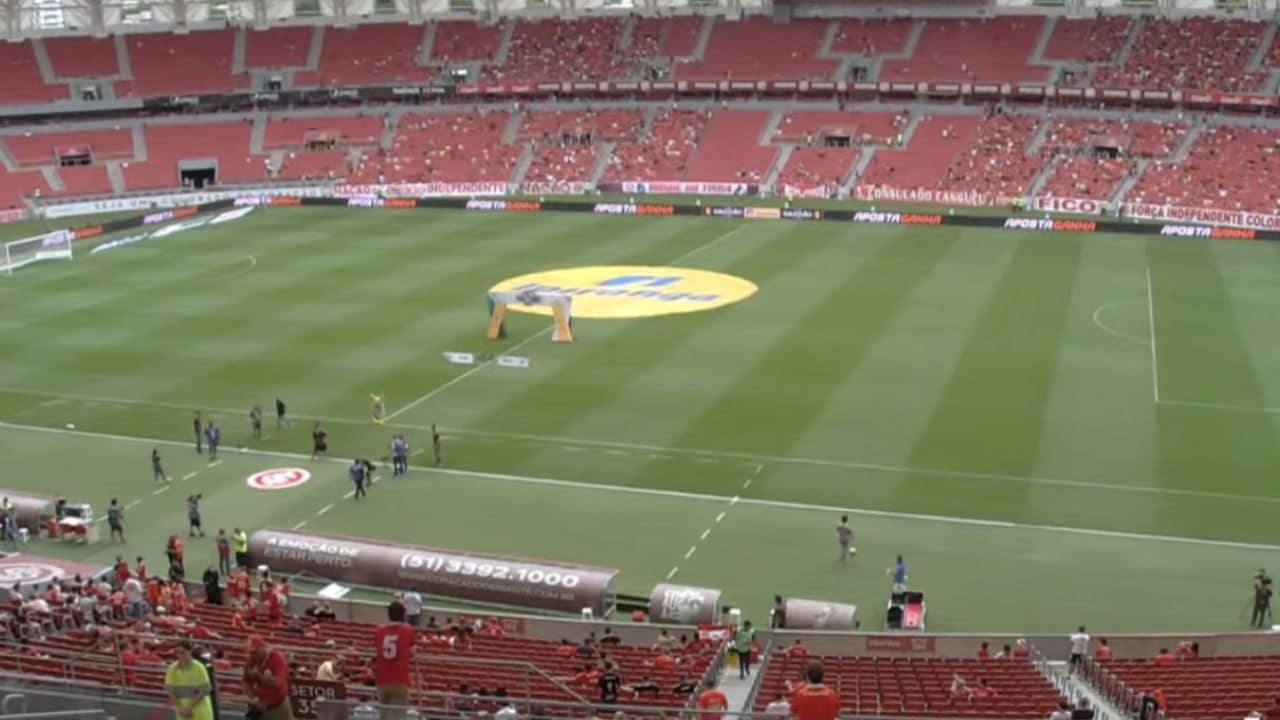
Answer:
114 556 131 586
975 641 990 661
791 661 840 720
244 636 292 720
136 556 147 581
695 678 728 720
1093 638 1113 663
785 639 808 659
1153 648 1176 667
120 641 139 686
374 601 417 709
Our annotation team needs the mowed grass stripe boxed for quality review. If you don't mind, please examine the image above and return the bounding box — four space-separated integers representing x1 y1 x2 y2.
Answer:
1147 238 1280 538
899 234 1084 521
770 229 1022 507
444 222 849 491
633 226 955 496
1208 239 1280 410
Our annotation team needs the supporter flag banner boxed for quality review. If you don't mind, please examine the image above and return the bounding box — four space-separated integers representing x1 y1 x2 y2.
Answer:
603 181 756 197
781 185 834 200
853 185 1010 208
334 182 507 199
0 209 26 225
1031 197 1108 215
1123 202 1280 232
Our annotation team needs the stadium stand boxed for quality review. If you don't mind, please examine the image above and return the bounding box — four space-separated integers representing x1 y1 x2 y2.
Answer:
632 16 704 61
0 167 53 210
3 130 134 167
1129 126 1280 214
829 19 913 56
120 122 259 190
243 27 314 70
678 18 836 81
879 17 1047 83
1041 15 1133 64
431 21 504 64
1092 17 1266 92
294 24 434 88
757 650 1060 717
484 18 632 84
682 110 777 184
349 111 517 184
263 115 384 150
1090 656 1280 720
43 36 120 79
603 109 711 182
0 42 66 105
772 111 904 196
0 588 714 713
116 29 245 97
860 115 982 191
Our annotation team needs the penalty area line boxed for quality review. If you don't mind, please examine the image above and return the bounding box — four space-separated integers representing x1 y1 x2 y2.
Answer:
3 419 1280 554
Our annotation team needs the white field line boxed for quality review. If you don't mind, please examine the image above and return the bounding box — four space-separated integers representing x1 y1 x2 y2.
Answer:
181 471 199 481
386 224 749 421
1158 399 1280 415
292 521 309 530
386 325 551 420
1090 299 1149 347
2 384 1279 505
1146 267 1161 403
3 419 1279 553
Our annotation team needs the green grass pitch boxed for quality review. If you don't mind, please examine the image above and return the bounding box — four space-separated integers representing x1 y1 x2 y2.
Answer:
1 205 1277 634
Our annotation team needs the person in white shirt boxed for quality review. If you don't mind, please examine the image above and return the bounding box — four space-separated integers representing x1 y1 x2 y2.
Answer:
403 591 423 627
763 693 791 717
653 629 677 653
1068 625 1090 670
494 703 518 720
316 656 342 682
123 577 146 619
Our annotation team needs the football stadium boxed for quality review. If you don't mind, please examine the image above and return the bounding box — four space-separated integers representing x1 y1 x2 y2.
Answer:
1 0 1279 717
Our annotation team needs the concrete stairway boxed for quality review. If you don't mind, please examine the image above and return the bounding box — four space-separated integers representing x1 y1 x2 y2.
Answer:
1111 157 1148 206
113 34 134 79
131 125 148 162
761 145 793 195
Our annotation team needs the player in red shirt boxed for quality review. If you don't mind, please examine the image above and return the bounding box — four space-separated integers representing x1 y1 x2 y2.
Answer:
791 661 840 720
374 601 417 709
696 679 729 720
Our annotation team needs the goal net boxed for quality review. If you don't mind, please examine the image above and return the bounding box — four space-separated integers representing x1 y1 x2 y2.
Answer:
486 290 573 343
2 230 73 275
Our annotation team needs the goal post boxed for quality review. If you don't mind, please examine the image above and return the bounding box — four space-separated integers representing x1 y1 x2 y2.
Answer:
486 290 573 343
2 230 73 275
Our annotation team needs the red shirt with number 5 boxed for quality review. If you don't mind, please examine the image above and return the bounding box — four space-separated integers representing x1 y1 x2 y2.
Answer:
374 623 417 688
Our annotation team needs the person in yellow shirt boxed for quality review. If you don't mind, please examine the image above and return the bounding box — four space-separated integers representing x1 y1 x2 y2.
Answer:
165 640 214 720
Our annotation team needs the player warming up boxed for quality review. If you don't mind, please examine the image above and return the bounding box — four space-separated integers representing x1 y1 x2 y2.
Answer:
311 423 328 460
432 424 443 467
249 405 263 440
374 602 417 714
152 449 169 484
391 434 408 476
350 459 368 500
837 515 855 561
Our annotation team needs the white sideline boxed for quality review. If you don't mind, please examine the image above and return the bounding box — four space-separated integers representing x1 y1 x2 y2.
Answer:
386 223 750 420
1146 267 1161 403
4 383 1280 506
1 419 1278 554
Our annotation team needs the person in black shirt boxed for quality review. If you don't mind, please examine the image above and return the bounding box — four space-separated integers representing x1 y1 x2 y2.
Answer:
275 398 288 429
628 675 660 699
249 405 263 440
673 677 697 695
312 423 328 460
193 411 203 454
598 662 621 705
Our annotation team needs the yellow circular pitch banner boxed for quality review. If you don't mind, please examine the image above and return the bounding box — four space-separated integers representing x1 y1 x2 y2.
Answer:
489 265 758 319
